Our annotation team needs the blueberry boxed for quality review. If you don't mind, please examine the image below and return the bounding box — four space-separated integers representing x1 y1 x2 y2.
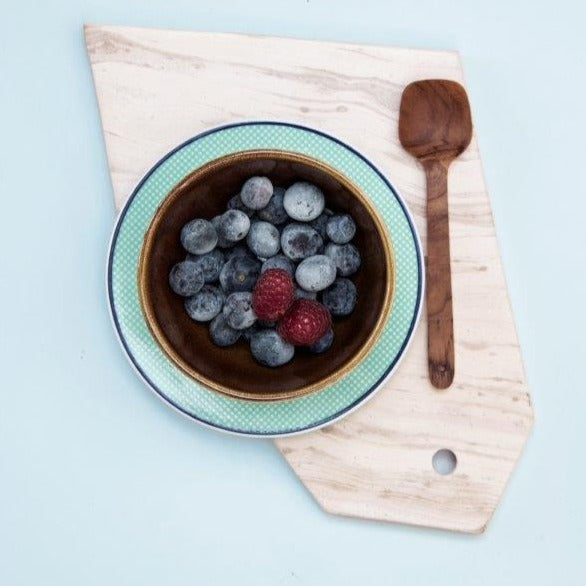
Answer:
225 244 255 262
326 214 356 244
261 254 295 277
310 208 334 239
295 254 337 292
283 182 325 221
186 249 225 283
211 215 234 248
180 219 218 255
295 287 317 300
227 194 255 217
240 176 273 210
325 242 361 276
308 328 334 354
223 292 256 330
247 221 280 258
257 187 288 224
250 329 295 367
280 223 323 260
322 278 357 316
168 260 204 296
257 319 277 328
216 210 251 244
209 314 241 347
219 256 261 294
184 285 225 322
242 323 263 342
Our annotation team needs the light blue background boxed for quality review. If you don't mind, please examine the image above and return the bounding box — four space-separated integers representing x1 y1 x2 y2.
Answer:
1 1 583 584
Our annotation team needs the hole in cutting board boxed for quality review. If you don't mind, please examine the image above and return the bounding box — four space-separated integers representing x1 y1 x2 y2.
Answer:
432 449 457 475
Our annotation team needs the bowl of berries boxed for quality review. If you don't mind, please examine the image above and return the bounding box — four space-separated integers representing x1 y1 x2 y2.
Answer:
137 149 394 401
109 121 422 435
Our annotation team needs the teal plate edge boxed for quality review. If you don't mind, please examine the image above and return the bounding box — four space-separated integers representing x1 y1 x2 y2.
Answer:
107 121 424 437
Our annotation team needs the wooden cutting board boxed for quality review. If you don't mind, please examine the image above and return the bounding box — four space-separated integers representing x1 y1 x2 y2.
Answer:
85 24 533 533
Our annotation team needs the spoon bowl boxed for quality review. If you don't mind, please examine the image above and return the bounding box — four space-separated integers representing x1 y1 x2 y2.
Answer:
399 80 472 162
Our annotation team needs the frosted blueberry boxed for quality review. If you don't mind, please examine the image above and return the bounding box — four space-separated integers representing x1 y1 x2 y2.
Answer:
180 219 218 255
211 215 233 248
280 223 323 260
247 221 280 258
308 328 334 354
250 329 295 367
227 194 255 217
295 287 317 300
216 210 251 243
283 182 325 221
223 292 257 330
225 244 255 262
184 285 225 322
261 254 295 277
257 187 288 225
209 314 241 347
325 242 361 276
326 214 356 244
295 255 337 292
168 260 204 297
186 248 225 283
310 208 334 239
240 176 273 210
242 323 263 342
322 278 357 316
219 256 261 294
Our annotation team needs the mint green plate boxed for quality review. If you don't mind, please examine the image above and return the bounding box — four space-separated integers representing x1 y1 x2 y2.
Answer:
107 122 423 437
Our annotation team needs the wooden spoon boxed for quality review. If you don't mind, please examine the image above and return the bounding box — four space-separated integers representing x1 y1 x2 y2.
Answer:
399 79 472 389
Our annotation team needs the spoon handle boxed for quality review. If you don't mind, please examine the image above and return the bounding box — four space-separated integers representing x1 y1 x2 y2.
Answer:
424 159 454 389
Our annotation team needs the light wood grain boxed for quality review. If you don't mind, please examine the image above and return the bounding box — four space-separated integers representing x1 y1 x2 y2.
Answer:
85 24 533 533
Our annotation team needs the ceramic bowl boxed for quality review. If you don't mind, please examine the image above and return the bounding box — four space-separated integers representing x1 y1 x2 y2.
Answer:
138 150 394 401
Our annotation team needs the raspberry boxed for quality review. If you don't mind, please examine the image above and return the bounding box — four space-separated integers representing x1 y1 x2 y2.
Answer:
252 269 294 321
277 299 331 346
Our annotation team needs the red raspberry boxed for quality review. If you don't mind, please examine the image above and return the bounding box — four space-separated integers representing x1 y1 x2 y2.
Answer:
277 299 332 346
252 269 295 321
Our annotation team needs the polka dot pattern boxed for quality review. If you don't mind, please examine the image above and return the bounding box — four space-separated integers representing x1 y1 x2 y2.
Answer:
108 122 423 436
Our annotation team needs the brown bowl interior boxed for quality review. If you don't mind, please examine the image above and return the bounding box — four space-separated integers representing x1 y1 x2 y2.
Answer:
139 151 392 401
